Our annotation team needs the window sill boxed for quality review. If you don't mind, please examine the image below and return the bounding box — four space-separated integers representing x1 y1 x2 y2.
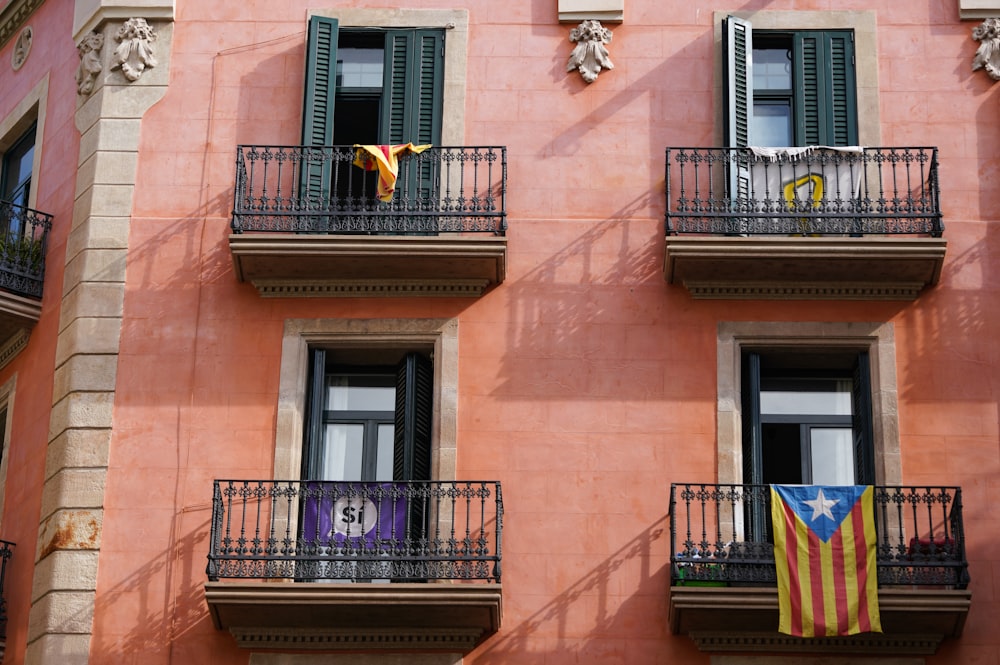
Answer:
670 585 970 655
663 236 947 300
229 234 507 297
205 581 502 652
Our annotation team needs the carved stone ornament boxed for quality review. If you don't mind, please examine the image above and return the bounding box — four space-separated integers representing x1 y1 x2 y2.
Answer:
76 31 105 95
566 19 614 83
113 17 157 82
972 17 1000 81
11 25 31 70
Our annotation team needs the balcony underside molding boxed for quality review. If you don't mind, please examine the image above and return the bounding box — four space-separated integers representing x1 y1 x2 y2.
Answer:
204 581 502 652
0 290 40 367
664 237 947 300
669 586 971 655
229 234 507 297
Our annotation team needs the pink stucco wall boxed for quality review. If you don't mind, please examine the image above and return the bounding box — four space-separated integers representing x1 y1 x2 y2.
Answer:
2 0 994 662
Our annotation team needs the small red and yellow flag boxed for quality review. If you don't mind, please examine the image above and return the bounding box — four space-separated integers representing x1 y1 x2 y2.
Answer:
770 484 882 637
353 143 431 202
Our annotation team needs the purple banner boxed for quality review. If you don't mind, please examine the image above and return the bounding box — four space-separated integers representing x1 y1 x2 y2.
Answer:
301 482 406 550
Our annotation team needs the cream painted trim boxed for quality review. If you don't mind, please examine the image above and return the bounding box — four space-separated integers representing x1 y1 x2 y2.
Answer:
72 0 175 42
959 0 1000 20
274 318 458 483
306 8 468 147
713 10 880 147
0 74 48 211
0 373 16 528
0 0 43 49
716 321 901 487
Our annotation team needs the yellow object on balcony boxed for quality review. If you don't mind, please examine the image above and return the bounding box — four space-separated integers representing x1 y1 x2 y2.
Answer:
352 143 431 202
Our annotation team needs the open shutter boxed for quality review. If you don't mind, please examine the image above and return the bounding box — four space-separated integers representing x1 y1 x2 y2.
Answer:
393 352 433 553
852 351 875 484
827 31 858 146
741 351 768 542
393 352 433 481
795 31 857 146
302 348 327 479
300 16 339 203
725 16 753 226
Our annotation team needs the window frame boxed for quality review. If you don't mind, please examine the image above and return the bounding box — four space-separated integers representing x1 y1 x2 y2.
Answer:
303 9 466 148
0 75 47 213
715 11 879 149
717 321 901 489
274 318 458 486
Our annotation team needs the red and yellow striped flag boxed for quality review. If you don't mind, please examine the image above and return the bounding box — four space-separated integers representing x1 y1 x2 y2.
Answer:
770 485 882 637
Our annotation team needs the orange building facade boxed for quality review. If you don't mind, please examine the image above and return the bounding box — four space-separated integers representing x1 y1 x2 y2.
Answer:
0 0 996 663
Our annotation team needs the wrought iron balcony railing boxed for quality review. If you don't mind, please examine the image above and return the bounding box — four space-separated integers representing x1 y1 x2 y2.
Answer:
665 147 943 237
670 484 967 588
0 539 13 640
207 480 502 583
231 145 506 235
0 199 51 299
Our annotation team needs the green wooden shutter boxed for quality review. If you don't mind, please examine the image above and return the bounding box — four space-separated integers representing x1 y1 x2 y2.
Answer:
741 351 768 542
725 16 753 148
851 352 875 484
827 31 858 146
300 16 339 203
380 30 444 145
393 352 433 552
302 348 327 479
725 17 753 218
794 31 857 146
392 352 433 482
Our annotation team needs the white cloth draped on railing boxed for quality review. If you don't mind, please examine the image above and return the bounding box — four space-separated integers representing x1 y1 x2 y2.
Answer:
747 146 865 233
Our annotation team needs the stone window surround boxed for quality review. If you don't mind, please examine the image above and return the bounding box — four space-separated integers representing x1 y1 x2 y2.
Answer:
273 318 459 484
307 8 468 148
716 321 902 487
0 74 47 211
0 373 15 527
713 10 881 147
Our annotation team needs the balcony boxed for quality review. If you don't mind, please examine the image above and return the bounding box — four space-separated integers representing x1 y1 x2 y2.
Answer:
668 483 970 655
0 540 14 659
0 200 50 360
664 147 947 299
204 480 503 652
229 145 507 297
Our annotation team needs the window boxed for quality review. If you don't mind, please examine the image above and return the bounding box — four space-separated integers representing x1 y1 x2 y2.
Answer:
303 349 433 484
1 124 35 209
273 317 458 485
725 16 858 147
715 321 902 492
741 350 874 487
301 15 445 212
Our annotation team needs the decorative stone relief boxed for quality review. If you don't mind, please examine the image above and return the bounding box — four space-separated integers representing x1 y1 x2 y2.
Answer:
11 25 31 70
566 19 614 83
113 17 157 82
75 31 104 95
972 18 1000 81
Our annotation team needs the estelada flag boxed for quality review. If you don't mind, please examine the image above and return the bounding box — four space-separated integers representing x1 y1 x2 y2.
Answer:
770 485 882 637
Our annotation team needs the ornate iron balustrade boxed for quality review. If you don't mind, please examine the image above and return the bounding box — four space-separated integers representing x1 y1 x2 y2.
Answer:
670 483 967 588
0 539 13 640
0 199 51 299
665 147 943 236
231 145 506 235
207 480 502 583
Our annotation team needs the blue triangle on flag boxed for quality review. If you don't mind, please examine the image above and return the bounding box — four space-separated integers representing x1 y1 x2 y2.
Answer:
772 485 867 542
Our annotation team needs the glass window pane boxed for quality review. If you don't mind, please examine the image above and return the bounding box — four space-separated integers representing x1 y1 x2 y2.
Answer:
752 102 793 147
753 47 791 90
761 379 852 416
810 428 855 485
375 424 394 481
326 374 395 411
322 423 364 481
337 48 384 88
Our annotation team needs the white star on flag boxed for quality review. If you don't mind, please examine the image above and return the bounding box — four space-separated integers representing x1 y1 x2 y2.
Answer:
803 488 839 521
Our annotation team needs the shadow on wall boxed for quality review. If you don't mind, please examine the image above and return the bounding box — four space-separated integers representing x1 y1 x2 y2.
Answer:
472 516 691 661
